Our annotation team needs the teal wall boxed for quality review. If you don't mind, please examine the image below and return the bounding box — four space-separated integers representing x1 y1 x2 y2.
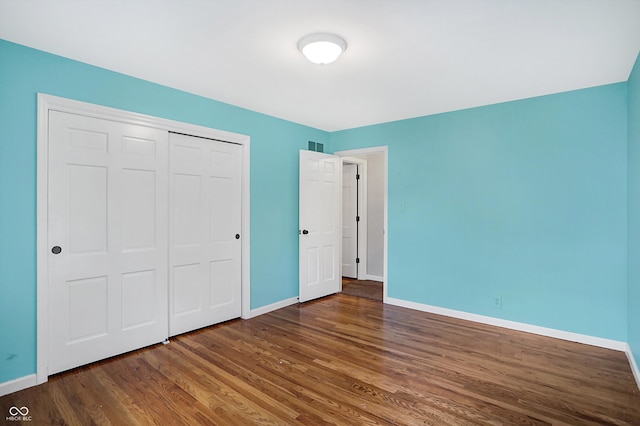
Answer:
628 53 640 371
332 84 629 341
0 39 329 383
1 38 637 387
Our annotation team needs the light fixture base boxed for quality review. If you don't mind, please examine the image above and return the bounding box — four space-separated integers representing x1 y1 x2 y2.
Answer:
298 33 347 65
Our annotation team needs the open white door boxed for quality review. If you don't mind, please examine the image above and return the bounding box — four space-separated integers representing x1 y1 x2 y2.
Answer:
342 163 358 278
299 150 342 302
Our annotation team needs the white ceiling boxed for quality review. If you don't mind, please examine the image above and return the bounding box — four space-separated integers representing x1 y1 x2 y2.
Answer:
1 0 640 131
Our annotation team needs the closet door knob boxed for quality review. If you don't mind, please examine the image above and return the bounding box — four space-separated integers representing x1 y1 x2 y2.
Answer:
235 234 240 240
52 246 62 254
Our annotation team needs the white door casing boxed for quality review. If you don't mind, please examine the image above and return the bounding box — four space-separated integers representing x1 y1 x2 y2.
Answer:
169 133 242 336
299 150 342 303
342 163 358 279
48 111 169 375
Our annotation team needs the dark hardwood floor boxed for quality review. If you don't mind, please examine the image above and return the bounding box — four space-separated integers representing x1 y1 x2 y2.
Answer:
2 294 640 425
341 277 383 301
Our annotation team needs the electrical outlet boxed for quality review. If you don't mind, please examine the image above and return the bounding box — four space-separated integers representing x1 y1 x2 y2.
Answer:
493 296 502 309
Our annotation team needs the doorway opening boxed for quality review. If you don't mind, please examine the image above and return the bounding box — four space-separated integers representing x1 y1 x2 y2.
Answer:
337 147 388 302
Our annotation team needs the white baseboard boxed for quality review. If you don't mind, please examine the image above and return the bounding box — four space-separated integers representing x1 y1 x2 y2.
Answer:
626 344 640 391
246 297 298 319
385 297 628 352
365 274 384 282
0 374 37 397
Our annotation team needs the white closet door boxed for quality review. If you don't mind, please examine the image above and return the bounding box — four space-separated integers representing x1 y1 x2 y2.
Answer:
169 133 242 336
48 111 169 375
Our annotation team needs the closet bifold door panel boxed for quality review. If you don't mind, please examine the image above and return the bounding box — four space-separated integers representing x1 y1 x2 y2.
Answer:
169 132 242 337
48 111 169 375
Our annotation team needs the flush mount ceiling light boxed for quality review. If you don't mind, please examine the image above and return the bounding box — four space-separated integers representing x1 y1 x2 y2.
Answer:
298 33 347 65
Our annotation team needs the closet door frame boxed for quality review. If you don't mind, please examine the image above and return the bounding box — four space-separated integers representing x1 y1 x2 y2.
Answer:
36 93 251 385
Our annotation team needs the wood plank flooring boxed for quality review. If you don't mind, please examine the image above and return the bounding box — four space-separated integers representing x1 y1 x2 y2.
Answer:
2 294 640 425
341 277 383 301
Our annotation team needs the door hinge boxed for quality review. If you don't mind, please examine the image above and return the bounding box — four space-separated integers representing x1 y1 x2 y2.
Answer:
356 174 360 180
356 216 360 222
356 258 360 264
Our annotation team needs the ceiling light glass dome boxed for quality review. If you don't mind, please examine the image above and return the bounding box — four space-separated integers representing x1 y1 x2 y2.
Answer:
298 33 347 65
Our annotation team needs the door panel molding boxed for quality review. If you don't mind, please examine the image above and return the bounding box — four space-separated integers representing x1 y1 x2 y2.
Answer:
37 94 250 384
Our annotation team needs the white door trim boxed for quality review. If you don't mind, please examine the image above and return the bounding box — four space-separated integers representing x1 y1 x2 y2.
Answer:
335 147 388 301
36 93 251 384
